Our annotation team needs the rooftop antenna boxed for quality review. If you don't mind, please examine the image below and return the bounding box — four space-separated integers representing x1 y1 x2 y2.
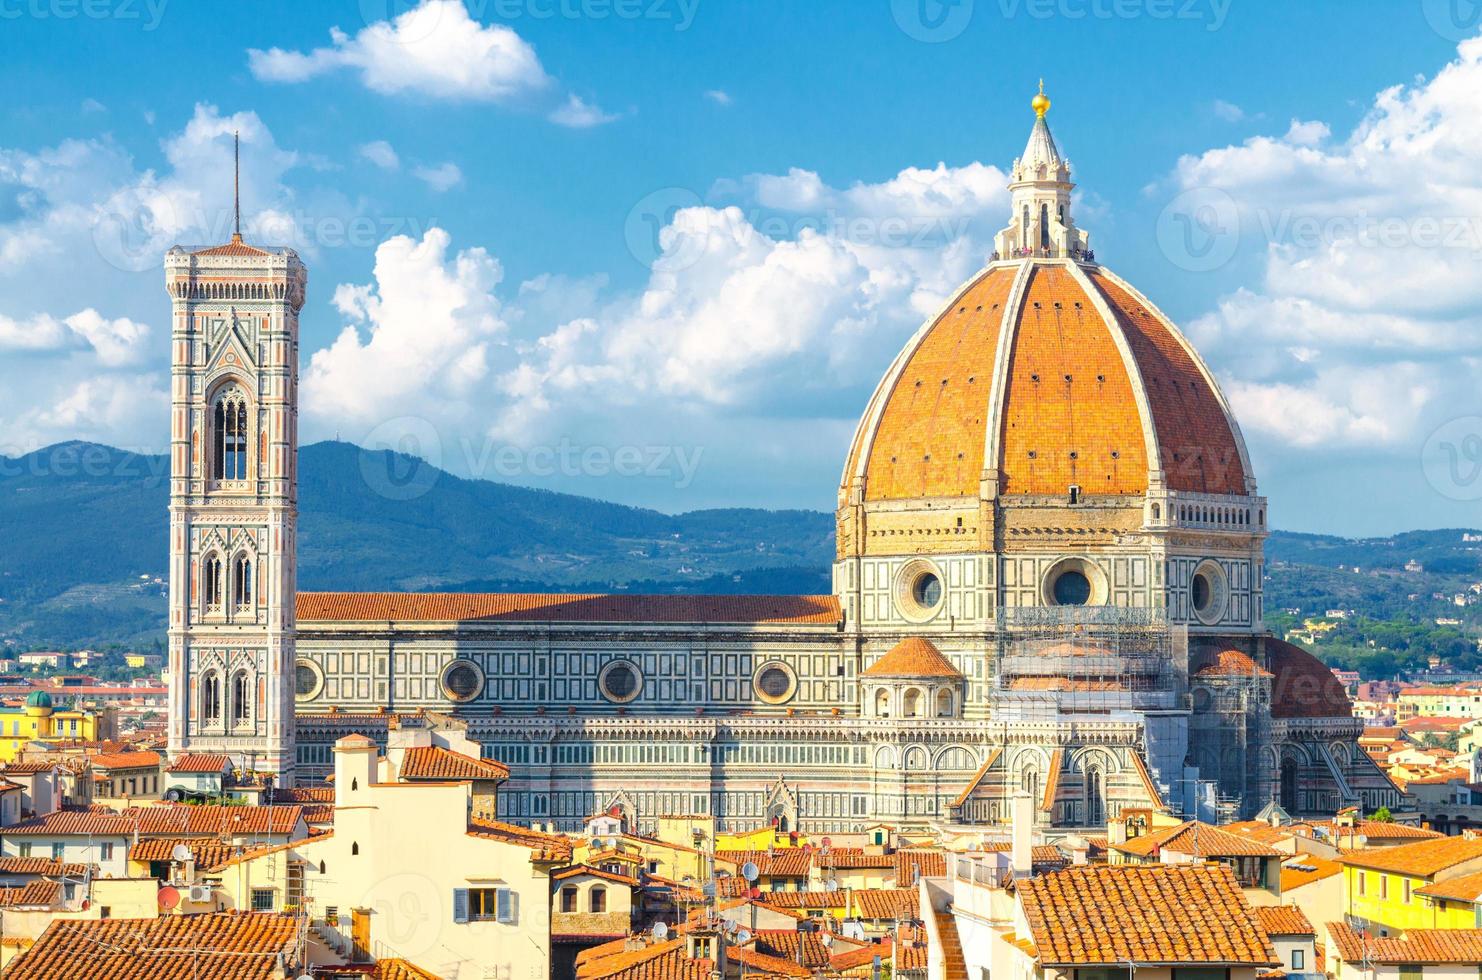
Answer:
232 130 242 242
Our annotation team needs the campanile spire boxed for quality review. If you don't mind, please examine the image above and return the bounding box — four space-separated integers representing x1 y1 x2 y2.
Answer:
232 130 242 243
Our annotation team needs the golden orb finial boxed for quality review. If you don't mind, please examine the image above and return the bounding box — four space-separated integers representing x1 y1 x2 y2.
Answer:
1032 78 1050 117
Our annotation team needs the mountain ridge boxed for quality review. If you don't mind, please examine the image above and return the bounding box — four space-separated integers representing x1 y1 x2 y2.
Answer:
1 440 1478 651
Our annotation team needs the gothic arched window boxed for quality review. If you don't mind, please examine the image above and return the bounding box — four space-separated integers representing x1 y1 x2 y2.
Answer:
1021 766 1040 802
203 554 223 609
233 554 252 609
231 670 250 727
202 672 221 723
211 388 250 481
1085 766 1104 827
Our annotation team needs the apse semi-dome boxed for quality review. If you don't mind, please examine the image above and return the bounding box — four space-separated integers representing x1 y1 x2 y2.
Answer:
833 87 1268 637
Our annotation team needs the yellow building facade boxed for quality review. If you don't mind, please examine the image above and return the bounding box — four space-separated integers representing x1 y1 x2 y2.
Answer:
0 693 111 763
1341 838 1482 932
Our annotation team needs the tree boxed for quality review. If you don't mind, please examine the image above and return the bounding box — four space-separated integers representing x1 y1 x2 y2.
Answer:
1370 806 1394 823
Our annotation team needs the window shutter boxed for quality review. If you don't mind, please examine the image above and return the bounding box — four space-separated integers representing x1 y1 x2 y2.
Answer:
452 888 469 924
497 888 518 924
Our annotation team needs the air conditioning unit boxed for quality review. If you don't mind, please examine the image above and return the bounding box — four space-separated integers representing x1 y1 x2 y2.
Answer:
188 885 212 903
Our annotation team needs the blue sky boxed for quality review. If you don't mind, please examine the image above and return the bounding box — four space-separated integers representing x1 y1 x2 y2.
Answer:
2 0 1480 535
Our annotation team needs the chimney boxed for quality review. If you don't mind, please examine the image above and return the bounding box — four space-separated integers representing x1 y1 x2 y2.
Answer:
1472 748 1482 785
1010 791 1034 878
332 734 378 808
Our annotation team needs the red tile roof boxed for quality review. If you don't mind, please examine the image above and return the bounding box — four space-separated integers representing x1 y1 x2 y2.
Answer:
1327 923 1482 964
1254 906 1314 936
0 880 61 907
2 804 304 838
5 912 299 979
1279 855 1343 891
127 838 237 868
89 750 162 770
1113 821 1282 859
894 849 946 882
297 592 842 625
855 888 919 919
191 238 272 257
1415 868 1482 903
1338 836 1482 876
862 638 963 678
400 745 510 782
716 849 812 878
0 857 87 877
1016 865 1278 967
1267 639 1353 719
466 816 573 862
166 753 232 774
374 960 444 980
1193 648 1272 678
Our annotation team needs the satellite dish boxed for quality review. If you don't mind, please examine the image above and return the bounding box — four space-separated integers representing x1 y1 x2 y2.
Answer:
653 922 670 941
825 880 839 892
170 844 194 863
820 933 834 948
821 837 832 848
157 885 180 911
737 929 752 944
741 862 760 882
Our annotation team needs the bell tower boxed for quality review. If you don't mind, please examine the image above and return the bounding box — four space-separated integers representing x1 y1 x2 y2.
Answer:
164 135 306 784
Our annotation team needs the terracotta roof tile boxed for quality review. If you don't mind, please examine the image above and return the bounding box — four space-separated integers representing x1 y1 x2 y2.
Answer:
1016 865 1277 967
0 880 62 907
88 750 162 770
1327 923 1482 964
128 838 237 868
5 911 299 979
400 745 510 782
1415 868 1482 903
854 265 1015 501
894 849 946 882
297 592 841 626
190 239 272 257
1338 836 1482 876
1192 649 1273 678
1267 639 1353 719
0 857 86 877
374 960 444 980
1278 855 1342 891
1253 906 1314 936
1089 270 1246 494
466 816 573 862
166 753 232 774
855 888 919 919
862 638 963 679
1113 821 1281 859
2 804 304 838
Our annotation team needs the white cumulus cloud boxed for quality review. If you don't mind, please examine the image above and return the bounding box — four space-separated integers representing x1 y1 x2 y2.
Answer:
247 0 550 103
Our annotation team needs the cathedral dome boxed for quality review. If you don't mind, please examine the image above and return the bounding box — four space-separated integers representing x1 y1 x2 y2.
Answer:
840 260 1251 505
839 93 1253 510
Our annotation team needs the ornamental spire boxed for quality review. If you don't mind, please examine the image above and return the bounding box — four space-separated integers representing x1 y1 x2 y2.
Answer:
992 82 1092 262
232 130 242 243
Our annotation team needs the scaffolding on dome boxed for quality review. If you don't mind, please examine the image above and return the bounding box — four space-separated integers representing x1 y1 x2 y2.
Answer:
989 606 1188 720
